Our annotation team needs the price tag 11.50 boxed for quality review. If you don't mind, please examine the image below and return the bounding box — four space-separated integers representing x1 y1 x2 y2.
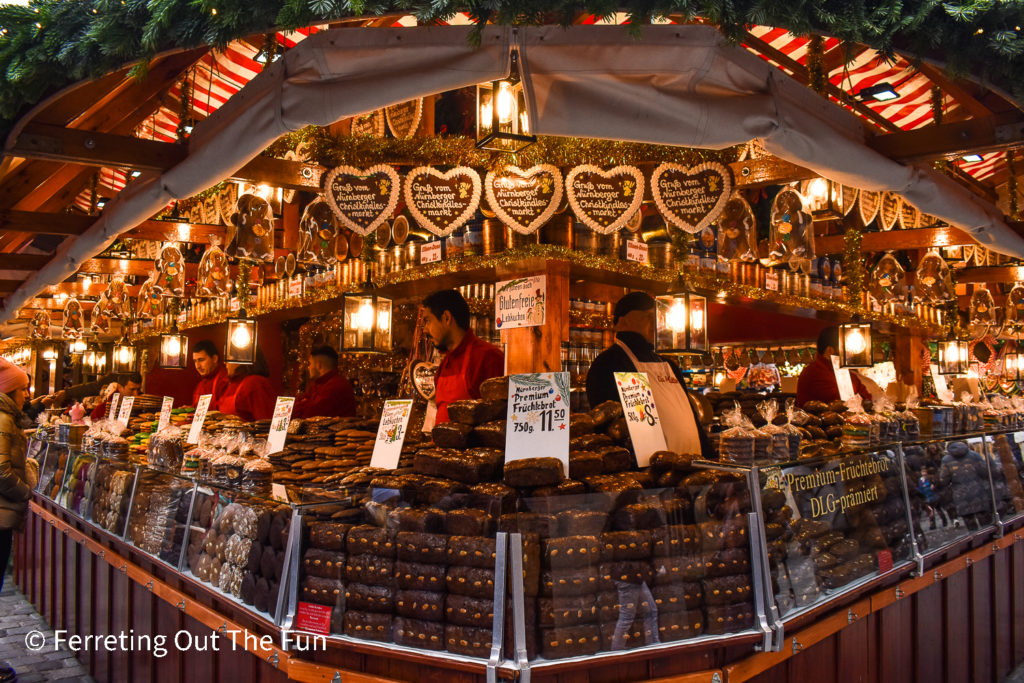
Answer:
504 373 570 473
371 400 414 469
116 396 135 428
614 372 666 467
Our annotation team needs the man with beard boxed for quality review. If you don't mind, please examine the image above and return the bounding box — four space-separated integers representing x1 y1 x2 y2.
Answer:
421 289 504 425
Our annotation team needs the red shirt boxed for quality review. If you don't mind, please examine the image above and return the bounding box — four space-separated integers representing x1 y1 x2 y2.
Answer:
434 331 504 424
294 370 356 419
796 354 872 408
219 374 276 421
90 399 112 421
192 364 230 409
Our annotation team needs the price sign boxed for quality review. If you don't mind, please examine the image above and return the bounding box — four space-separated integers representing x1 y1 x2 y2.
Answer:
614 372 667 467
271 483 289 503
177 311 187 324
294 602 332 635
495 275 546 331
876 549 893 573
370 400 414 469
625 239 648 264
831 356 856 401
765 271 779 291
105 393 121 420
505 373 570 471
930 366 954 403
266 397 296 455
158 396 174 431
187 394 212 445
116 396 134 427
229 297 240 312
420 241 442 264
288 278 303 298
870 298 882 313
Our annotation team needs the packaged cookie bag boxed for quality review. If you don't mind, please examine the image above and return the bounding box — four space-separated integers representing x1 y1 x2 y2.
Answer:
717 403 755 465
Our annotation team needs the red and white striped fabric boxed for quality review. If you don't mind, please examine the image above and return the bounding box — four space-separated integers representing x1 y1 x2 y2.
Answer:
72 168 129 214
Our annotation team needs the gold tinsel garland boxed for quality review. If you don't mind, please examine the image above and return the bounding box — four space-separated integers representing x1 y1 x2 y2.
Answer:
806 35 827 96
931 86 944 125
265 128 740 171
1009 150 1019 221
842 222 866 305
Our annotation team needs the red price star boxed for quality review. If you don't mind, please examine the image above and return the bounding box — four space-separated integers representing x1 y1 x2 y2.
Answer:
559 423 566 430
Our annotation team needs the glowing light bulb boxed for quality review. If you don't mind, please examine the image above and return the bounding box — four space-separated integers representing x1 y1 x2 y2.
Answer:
665 300 688 332
377 308 390 332
714 371 725 386
81 275 92 289
496 81 515 124
845 329 866 355
166 336 181 356
808 178 828 201
354 300 374 332
690 307 704 332
230 323 252 349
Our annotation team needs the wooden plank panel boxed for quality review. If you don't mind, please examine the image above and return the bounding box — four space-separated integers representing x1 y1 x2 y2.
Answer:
181 614 215 682
970 559 993 683
787 637 837 683
217 631 257 682
1014 542 1024 664
130 580 154 683
52 522 64 631
944 571 970 683
993 546 1013 679
877 600 911 683
65 533 80 640
838 615 872 683
92 561 111 683
154 596 183 683
41 518 52 624
78 542 95 676
109 568 131 683
915 582 944 683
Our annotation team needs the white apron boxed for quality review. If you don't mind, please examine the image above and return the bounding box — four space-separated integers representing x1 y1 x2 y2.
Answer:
615 339 703 455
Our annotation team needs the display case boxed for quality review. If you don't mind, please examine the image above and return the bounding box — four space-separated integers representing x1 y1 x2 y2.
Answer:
981 430 1024 526
751 446 916 625
125 468 197 567
37 441 72 501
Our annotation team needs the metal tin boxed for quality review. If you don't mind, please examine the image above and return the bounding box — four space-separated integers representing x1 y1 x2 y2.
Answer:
481 219 505 255
402 241 421 266
647 242 674 269
540 213 573 248
595 229 621 257
463 224 483 256
505 225 539 249
376 248 393 274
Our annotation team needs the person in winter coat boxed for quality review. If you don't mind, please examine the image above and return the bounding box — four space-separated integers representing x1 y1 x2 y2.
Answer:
0 357 33 683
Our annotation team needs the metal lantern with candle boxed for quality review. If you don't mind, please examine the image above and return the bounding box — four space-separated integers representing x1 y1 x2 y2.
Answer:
476 51 536 153
68 337 87 355
838 320 872 368
1003 344 1023 382
937 338 969 375
655 293 708 355
341 292 393 353
159 327 189 369
800 178 843 221
112 337 136 372
225 316 257 364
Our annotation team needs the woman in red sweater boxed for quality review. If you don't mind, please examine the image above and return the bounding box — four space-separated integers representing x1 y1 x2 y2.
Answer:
218 351 276 421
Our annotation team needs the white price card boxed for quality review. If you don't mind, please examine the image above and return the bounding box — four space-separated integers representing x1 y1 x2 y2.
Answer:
930 366 954 403
625 239 648 264
288 278 303 298
614 372 667 467
495 275 546 331
266 397 296 455
420 241 442 264
116 396 134 427
106 393 121 420
370 400 414 469
831 356 856 401
271 483 289 503
158 396 174 431
187 394 212 444
230 297 240 312
504 373 570 472
765 271 779 292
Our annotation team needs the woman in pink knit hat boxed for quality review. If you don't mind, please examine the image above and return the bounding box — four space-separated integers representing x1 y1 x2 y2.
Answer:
0 358 30 683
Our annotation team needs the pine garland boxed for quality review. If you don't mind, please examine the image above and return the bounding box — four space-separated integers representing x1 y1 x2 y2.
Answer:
0 1 1022 145
1010 150 1019 221
931 86 944 125
806 34 826 96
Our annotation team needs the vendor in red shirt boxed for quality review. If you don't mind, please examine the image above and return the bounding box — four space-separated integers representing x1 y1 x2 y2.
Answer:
422 289 504 424
219 350 277 421
191 340 230 409
89 373 142 421
796 326 872 408
294 345 356 418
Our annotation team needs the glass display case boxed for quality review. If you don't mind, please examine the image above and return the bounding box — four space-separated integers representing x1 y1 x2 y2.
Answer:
38 441 72 501
754 446 916 623
125 468 197 567
981 430 1024 526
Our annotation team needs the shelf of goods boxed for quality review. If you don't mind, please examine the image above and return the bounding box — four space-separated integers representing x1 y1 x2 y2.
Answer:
20 414 1024 682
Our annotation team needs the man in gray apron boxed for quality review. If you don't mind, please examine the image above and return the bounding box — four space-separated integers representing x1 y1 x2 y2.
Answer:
586 292 711 457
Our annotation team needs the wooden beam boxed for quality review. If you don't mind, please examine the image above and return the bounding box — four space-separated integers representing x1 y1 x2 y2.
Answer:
868 114 1024 163
915 62 993 121
0 210 93 236
955 265 1024 284
0 280 23 292
40 283 142 297
822 43 871 74
11 124 187 171
0 254 54 270
75 258 197 278
126 219 227 243
815 225 979 254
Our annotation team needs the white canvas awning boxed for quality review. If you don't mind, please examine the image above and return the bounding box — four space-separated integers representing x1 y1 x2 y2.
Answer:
3 24 1021 329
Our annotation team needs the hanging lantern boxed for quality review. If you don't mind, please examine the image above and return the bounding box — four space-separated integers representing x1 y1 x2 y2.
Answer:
475 50 535 153
655 293 708 355
341 292 393 353
41 345 57 362
800 178 842 221
1003 346 1023 381
68 337 87 355
838 321 872 368
112 338 137 373
937 339 969 375
159 326 190 369
82 347 98 374
225 317 258 364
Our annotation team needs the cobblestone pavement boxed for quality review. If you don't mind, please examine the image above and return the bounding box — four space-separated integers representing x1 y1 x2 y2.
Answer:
0 572 93 683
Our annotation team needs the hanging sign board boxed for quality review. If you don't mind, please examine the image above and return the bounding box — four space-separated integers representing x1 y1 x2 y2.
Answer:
370 400 414 469
765 271 779 291
614 372 668 467
404 166 482 237
350 109 385 137
625 240 648 264
385 98 424 139
158 397 174 432
565 164 644 234
504 373 570 471
495 275 546 330
116 396 134 427
266 397 296 455
187 394 212 444
420 241 442 264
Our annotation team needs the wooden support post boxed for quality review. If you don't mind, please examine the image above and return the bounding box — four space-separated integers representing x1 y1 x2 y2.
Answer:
891 330 926 396
498 258 569 374
282 201 299 251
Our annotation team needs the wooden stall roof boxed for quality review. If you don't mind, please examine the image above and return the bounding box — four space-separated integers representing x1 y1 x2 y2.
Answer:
0 12 1022 328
